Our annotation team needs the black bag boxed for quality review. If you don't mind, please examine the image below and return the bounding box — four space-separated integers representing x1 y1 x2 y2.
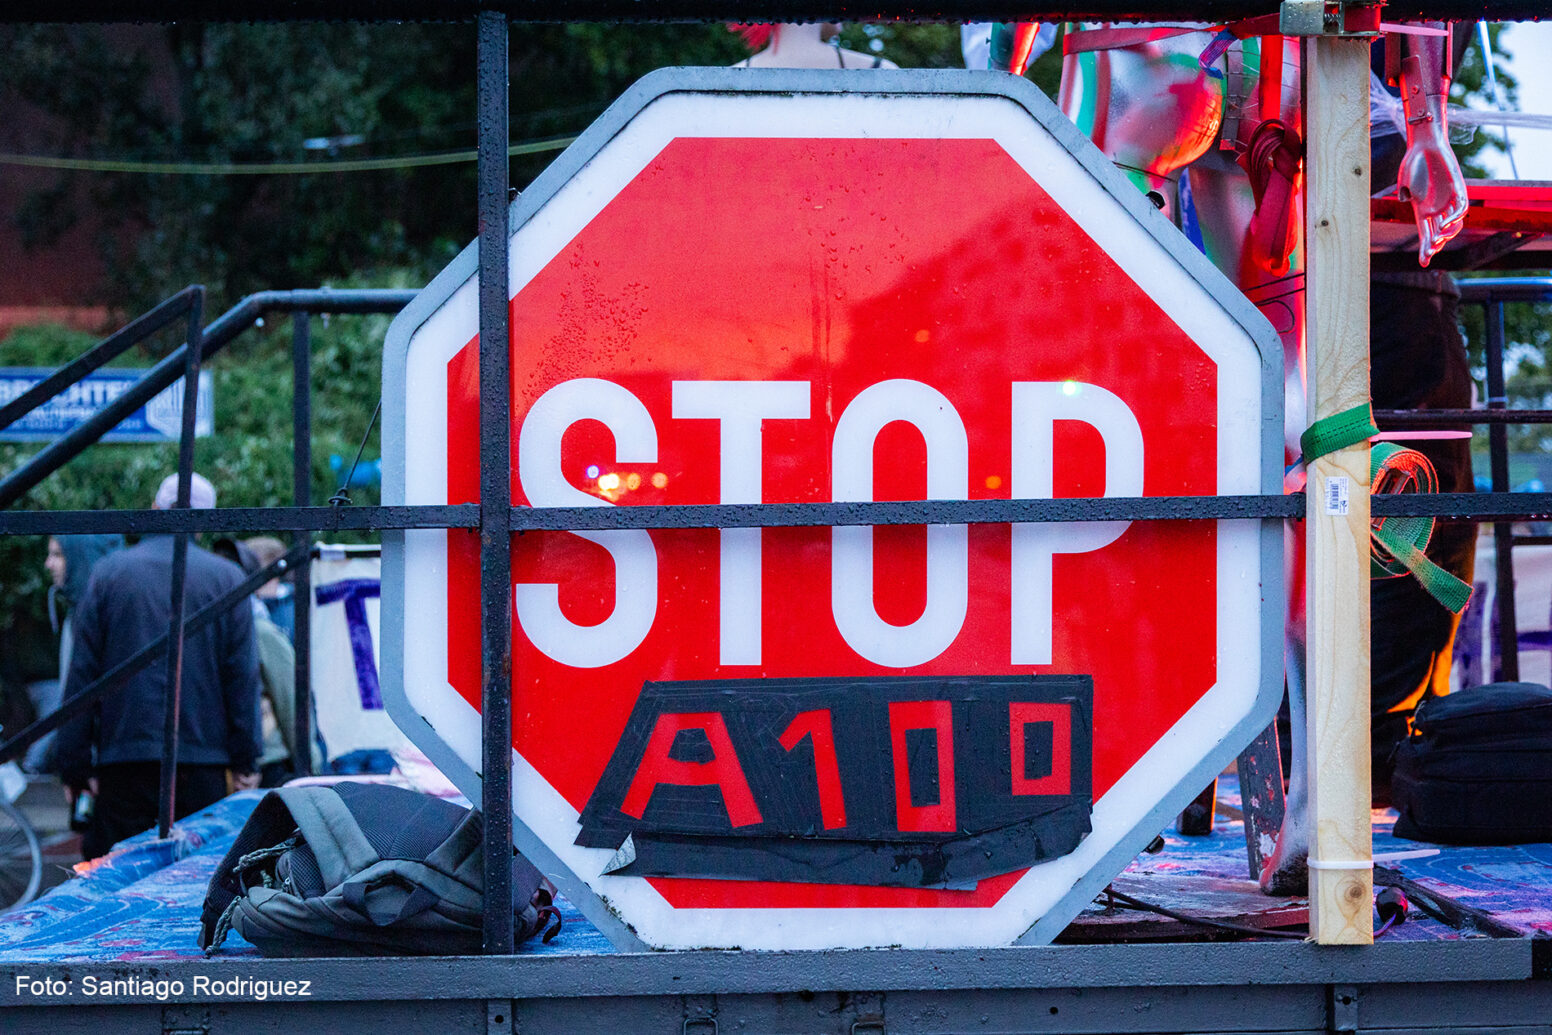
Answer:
1391 682 1552 845
199 783 560 956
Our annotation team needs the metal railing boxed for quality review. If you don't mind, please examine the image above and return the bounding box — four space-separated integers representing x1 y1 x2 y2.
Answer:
0 288 417 839
0 10 1548 957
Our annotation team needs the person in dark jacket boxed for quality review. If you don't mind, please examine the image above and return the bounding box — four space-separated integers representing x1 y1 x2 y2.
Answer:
26 533 122 772
57 472 262 859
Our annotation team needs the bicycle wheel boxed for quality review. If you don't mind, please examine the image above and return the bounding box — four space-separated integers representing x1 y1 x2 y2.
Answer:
0 797 42 912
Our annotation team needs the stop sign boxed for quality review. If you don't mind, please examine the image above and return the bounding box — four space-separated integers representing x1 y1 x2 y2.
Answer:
383 70 1281 951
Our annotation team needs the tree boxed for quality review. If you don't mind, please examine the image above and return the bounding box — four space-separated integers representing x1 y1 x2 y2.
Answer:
0 23 747 317
0 21 757 718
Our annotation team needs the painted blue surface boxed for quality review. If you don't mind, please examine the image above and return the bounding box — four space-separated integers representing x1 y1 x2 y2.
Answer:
0 791 614 962
0 777 1540 961
1135 774 1552 942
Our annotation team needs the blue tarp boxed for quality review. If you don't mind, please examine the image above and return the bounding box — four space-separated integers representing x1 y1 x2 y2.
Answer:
0 777 1544 961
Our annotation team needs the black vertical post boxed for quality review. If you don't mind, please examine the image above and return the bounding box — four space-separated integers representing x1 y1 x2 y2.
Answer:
1486 299 1519 681
292 311 315 777
158 292 205 839
477 9 515 956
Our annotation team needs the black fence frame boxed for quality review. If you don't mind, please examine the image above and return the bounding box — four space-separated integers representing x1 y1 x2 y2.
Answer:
1371 278 1552 685
0 8 1549 956
0 288 417 840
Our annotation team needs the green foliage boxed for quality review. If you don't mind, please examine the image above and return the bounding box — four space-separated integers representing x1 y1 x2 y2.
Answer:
0 22 752 711
836 23 961 69
1450 22 1519 179
0 326 171 692
0 23 746 316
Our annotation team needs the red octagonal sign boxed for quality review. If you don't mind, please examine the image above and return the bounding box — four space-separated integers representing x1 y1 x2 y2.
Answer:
384 71 1282 951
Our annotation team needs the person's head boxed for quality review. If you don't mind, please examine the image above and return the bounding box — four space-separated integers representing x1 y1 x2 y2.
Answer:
45 536 66 587
729 23 774 49
47 534 123 605
153 471 216 510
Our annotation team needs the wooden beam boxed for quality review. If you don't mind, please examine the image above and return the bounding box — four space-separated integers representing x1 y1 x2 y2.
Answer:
1303 34 1374 946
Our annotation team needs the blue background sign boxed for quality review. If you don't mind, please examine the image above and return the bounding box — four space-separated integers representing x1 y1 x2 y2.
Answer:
0 369 214 443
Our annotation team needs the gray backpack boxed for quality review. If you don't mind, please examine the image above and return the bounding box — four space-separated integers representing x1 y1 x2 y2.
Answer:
199 783 560 956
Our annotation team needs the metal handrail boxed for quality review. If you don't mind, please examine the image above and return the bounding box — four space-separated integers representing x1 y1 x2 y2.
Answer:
1454 277 1552 682
1459 278 1552 305
0 288 416 510
0 287 417 831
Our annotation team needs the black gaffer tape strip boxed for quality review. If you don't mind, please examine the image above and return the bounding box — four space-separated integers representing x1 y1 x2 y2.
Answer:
577 674 1094 888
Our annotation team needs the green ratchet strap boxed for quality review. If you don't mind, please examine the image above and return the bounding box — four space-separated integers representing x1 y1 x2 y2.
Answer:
1369 443 1472 615
1299 402 1378 463
1300 406 1472 616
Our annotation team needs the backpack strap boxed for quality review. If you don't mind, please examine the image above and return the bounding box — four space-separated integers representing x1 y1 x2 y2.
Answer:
340 874 443 926
420 808 557 940
425 806 484 883
274 786 382 889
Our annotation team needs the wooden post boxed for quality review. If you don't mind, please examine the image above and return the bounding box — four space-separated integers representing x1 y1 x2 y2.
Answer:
1303 33 1374 945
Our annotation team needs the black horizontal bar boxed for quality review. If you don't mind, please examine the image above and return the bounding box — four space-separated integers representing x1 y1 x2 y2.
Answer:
0 504 479 536
10 493 1552 537
0 940 1526 1001
510 495 1303 529
515 493 1552 528
1371 492 1552 521
2 1 1539 23
0 542 308 765
227 288 420 317
1375 409 1552 429
1458 278 1552 305
0 319 205 509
